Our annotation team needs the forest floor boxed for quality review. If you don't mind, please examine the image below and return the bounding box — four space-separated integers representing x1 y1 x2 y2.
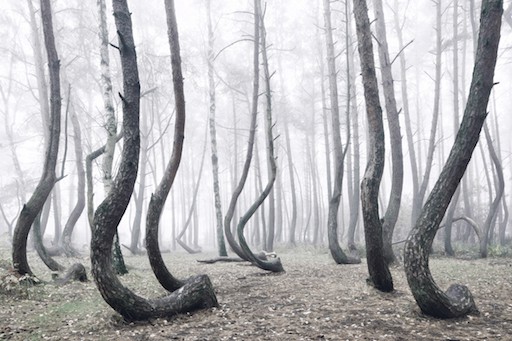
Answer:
0 246 511 340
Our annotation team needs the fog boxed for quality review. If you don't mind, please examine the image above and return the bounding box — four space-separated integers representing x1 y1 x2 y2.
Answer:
1 0 511 253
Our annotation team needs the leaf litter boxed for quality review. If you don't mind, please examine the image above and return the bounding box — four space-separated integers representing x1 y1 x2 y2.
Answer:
0 247 511 340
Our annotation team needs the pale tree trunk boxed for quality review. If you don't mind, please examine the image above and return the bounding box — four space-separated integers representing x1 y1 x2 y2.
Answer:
91 0 217 320
254 141 268 250
129 118 148 255
27 0 50 146
284 116 297 246
491 111 508 246
61 103 85 257
346 0 361 252
0 56 26 239
263 14 276 250
13 0 61 278
26 0 52 247
373 0 403 265
176 130 207 254
97 0 127 275
413 0 443 226
392 0 418 229
206 0 227 257
444 0 461 257
324 0 359 264
353 0 393 292
479 123 504 257
222 4 262 260
236 0 283 272
404 0 502 318
0 55 27 204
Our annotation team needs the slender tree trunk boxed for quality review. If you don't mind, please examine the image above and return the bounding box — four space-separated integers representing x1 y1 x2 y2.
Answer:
480 123 504 257
12 0 61 278
91 0 217 321
392 0 418 229
346 1 361 252
284 118 297 246
61 103 85 257
176 129 207 254
145 0 190 292
206 0 228 257
353 0 393 292
236 0 283 273
129 114 149 255
262 14 276 250
444 0 461 257
413 0 443 225
404 0 502 318
373 0 403 265
324 0 359 264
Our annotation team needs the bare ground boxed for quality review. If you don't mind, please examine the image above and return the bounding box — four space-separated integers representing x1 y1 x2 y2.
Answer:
1 247 511 340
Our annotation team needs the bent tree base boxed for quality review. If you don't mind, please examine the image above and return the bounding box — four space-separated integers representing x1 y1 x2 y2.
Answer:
91 0 218 322
404 0 502 319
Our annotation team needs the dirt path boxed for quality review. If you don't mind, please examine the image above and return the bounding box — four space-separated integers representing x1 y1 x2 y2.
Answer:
1 248 511 340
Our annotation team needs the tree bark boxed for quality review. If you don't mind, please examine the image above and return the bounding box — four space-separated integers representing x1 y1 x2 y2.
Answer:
145 0 191 292
12 0 61 278
91 0 217 320
444 0 461 257
392 0 418 231
206 0 228 257
61 103 85 257
346 1 361 252
412 0 443 226
479 123 504 257
353 0 393 292
404 0 502 318
176 129 207 254
373 0 403 266
323 0 359 265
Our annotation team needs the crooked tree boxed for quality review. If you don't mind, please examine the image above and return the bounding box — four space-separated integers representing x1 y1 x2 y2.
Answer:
12 0 61 278
323 0 360 265
91 0 217 320
353 0 393 292
404 0 502 319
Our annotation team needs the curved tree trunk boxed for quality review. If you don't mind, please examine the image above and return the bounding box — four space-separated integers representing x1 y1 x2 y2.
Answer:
12 0 61 278
323 0 359 265
145 0 196 292
33 212 65 272
91 0 217 320
61 103 85 257
236 0 283 273
176 128 207 254
353 0 393 292
373 0 403 266
479 123 504 257
412 1 443 227
222 1 266 262
404 0 502 319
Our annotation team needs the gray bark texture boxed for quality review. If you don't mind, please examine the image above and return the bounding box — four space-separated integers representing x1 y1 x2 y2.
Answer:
206 0 228 257
373 0 404 266
324 0 360 265
91 0 217 320
404 0 502 319
353 0 393 292
12 0 61 278
61 105 85 257
236 0 283 273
